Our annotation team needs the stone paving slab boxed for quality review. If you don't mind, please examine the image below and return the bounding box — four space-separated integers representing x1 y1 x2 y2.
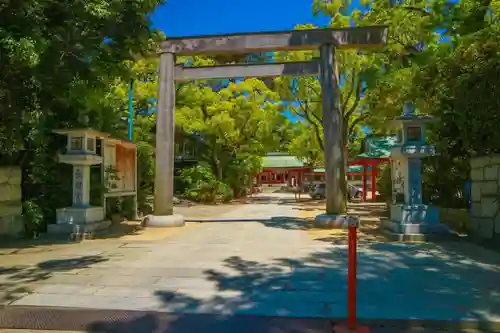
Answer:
1 197 500 329
34 284 101 295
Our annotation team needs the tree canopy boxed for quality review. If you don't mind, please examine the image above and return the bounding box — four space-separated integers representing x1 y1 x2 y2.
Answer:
176 77 289 188
0 0 165 233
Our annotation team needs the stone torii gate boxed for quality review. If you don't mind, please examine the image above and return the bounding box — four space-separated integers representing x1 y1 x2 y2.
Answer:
145 26 388 227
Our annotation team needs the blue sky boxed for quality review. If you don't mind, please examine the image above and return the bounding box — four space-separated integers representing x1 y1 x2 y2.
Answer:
150 0 331 124
150 0 331 37
149 0 370 132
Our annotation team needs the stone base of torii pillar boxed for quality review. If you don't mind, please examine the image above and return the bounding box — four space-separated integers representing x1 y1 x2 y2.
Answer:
314 214 360 229
142 214 185 228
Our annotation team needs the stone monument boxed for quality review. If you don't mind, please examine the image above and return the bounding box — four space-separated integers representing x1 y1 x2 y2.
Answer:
382 102 449 240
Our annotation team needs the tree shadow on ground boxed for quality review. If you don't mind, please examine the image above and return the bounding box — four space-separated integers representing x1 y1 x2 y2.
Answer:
257 214 384 232
259 216 312 230
235 196 295 205
86 308 331 333
92 221 143 240
0 236 81 252
277 198 320 206
0 222 144 247
310 226 392 246
0 255 108 304
281 200 388 217
85 240 500 332
87 313 161 333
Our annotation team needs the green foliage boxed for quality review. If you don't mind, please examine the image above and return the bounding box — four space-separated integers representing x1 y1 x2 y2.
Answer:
180 164 232 203
312 0 499 208
176 77 282 195
223 154 262 196
416 27 500 157
413 27 500 207
0 0 163 151
273 23 380 166
376 164 392 199
217 183 235 203
22 200 43 238
0 0 164 235
136 141 155 207
121 197 136 220
287 122 323 166
181 163 216 188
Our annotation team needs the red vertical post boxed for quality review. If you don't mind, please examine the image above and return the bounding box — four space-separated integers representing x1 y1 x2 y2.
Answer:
334 217 369 333
347 224 357 330
362 165 367 202
371 163 377 201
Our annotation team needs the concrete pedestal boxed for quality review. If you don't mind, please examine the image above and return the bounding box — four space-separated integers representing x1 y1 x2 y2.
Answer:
382 204 450 241
143 214 185 228
48 207 110 238
55 207 105 224
314 214 360 229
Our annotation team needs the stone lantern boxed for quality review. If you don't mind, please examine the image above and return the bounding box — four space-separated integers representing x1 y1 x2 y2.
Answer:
49 129 110 236
383 102 449 240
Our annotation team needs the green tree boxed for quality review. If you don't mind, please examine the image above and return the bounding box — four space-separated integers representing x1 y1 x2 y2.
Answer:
310 0 500 207
413 26 500 206
288 121 324 166
272 24 378 166
176 78 287 193
0 0 165 233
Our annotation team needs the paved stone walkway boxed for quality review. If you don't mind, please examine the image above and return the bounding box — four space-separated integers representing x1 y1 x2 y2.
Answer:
1 194 500 331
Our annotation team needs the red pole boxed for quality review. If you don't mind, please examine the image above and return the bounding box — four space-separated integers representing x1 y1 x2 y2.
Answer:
347 224 357 330
362 165 367 202
334 218 368 333
371 163 377 201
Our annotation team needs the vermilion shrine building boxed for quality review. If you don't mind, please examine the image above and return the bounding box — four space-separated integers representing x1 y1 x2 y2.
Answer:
349 135 397 201
257 136 397 201
257 153 312 186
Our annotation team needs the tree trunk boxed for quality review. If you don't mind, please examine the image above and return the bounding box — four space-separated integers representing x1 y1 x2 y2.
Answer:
217 165 223 181
212 156 223 181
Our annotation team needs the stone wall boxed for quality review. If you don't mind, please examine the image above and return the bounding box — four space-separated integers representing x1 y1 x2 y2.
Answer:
469 155 500 240
0 167 23 237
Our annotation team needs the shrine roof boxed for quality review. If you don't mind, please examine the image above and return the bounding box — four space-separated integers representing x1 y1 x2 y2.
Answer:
262 153 304 168
312 165 374 173
396 113 434 121
53 128 111 138
357 135 398 159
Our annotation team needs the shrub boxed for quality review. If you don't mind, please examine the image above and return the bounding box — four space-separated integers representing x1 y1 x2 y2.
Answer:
217 182 234 202
22 200 43 238
180 163 234 203
121 197 136 219
377 164 392 198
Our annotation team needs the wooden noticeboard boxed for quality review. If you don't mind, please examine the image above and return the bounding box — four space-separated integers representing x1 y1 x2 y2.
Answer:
103 139 137 195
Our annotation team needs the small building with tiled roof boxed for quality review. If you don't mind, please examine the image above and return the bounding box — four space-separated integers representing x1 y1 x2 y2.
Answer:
258 153 312 186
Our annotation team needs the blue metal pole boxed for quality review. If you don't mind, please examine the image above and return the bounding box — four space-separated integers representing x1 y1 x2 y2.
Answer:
128 79 134 141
